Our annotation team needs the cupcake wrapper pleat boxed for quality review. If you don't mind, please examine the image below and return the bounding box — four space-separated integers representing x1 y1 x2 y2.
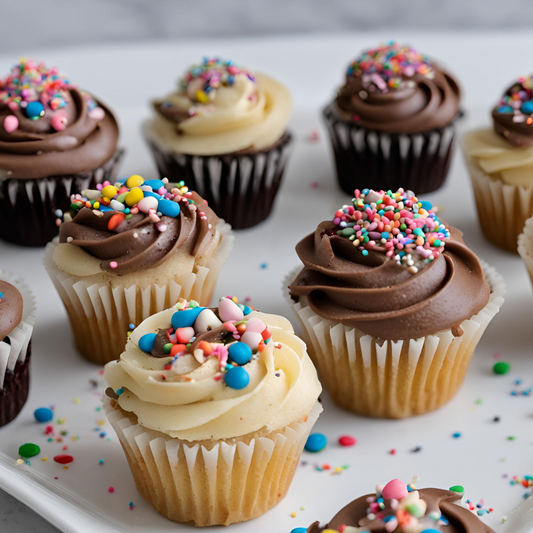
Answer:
43 221 233 365
145 132 293 230
285 262 504 418
104 399 322 526
0 148 124 247
323 105 459 196
0 272 36 426
464 151 533 253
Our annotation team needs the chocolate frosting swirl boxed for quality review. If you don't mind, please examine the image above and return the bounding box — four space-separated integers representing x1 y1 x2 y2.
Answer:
0 89 119 179
307 488 494 532
0 281 23 342
289 223 490 341
59 191 218 275
333 43 460 133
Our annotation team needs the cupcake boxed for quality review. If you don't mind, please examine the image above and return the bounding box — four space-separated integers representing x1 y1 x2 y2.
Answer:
288 188 504 419
43 175 233 365
463 75 533 253
143 57 293 229
103 296 322 526
0 58 123 247
307 479 494 532
323 42 461 195
0 271 35 426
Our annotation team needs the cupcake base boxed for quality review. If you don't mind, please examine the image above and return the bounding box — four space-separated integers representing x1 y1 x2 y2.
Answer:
104 399 322 526
145 132 293 230
0 347 31 427
464 152 533 254
0 148 124 247
43 222 234 365
286 263 504 419
323 104 460 196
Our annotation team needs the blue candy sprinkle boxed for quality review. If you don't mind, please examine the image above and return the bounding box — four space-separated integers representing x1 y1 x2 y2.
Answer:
291 529 308 533
420 530 441 533
228 342 252 365
381 232 389 239
98 205 113 212
171 307 204 329
419 200 433 211
521 101 533 115
243 305 252 315
224 366 250 390
34 407 54 423
25 101 45 119
157 198 181 218
138 333 157 353
142 190 162 199
304 433 327 453
143 179 165 192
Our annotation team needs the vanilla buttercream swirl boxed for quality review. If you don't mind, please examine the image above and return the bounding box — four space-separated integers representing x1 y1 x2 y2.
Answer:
103 308 321 441
145 58 292 155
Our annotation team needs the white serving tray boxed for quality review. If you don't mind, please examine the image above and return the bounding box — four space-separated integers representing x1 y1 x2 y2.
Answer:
1 33 533 533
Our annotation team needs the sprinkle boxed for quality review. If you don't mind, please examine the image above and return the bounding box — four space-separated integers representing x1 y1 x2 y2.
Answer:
108 486 115 493
34 407 54 423
18 443 40 458
109 261 118 269
452 432 462 439
305 433 327 453
53 454 74 465
338 435 357 447
493 361 511 375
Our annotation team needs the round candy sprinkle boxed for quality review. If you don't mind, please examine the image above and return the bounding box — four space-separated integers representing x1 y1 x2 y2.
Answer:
25 101 45 119
125 187 143 206
54 454 74 465
382 479 408 500
51 113 68 131
126 174 144 188
18 443 40 458
157 198 180 217
420 530 440 533
493 361 511 375
290 529 307 533
228 342 252 365
138 333 157 353
34 407 54 423
338 435 356 447
101 185 118 199
305 433 327 453
171 307 204 329
224 366 250 390
3 115 18 133
449 485 465 494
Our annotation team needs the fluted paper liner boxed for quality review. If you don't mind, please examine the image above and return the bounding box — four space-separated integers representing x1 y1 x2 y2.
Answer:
464 151 533 254
286 263 504 418
518 215 533 290
323 104 460 195
0 271 36 426
43 222 233 365
104 399 322 526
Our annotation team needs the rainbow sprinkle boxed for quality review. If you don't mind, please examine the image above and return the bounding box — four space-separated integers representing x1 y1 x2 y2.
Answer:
331 188 449 274
347 42 435 92
494 75 533 123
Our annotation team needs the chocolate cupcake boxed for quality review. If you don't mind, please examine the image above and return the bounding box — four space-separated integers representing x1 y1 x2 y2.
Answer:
43 175 233 365
143 57 293 229
0 59 123 247
323 42 461 195
0 271 35 426
288 188 504 418
463 75 533 253
307 479 494 532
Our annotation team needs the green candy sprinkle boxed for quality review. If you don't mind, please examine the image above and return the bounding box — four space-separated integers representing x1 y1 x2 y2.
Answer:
493 361 511 375
18 443 40 458
449 485 465 494
163 343 173 354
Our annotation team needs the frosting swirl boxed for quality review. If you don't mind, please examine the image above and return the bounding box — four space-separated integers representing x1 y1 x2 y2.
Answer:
0 281 22 342
332 42 460 133
0 58 119 179
144 57 292 155
289 189 490 341
104 297 321 441
307 480 494 532
56 175 219 276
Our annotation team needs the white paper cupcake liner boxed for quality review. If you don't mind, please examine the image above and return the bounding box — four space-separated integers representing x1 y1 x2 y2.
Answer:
285 263 504 418
464 151 533 253
518 215 533 288
43 222 233 365
103 398 322 526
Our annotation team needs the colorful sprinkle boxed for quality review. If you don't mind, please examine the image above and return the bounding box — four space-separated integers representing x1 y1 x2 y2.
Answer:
305 433 327 453
18 443 40 458
34 407 54 423
493 361 511 375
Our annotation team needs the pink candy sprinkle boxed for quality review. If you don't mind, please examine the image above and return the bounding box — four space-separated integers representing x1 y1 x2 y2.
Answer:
109 261 118 269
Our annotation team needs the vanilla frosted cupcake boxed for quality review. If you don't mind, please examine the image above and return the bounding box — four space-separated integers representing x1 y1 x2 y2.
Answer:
0 271 35 426
463 74 533 253
307 479 495 532
288 188 504 419
143 57 293 229
43 175 233 365
104 296 322 526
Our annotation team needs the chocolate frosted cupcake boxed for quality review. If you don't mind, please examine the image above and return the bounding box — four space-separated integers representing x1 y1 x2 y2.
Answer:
324 42 461 195
143 57 293 229
463 75 533 253
307 479 494 532
0 58 123 247
0 271 35 426
288 188 504 418
43 175 233 365
104 296 322 526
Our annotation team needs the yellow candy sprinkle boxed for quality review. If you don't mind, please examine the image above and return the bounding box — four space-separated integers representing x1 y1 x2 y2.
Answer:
42 457 48 462
290 512 297 518
16 459 24 465
125 187 144 206
93 202 100 209
126 174 144 188
101 185 118 199
195 90 209 104
73 398 80 404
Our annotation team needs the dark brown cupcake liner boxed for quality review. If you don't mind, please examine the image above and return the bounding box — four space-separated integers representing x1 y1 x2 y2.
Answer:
146 133 293 229
0 147 125 247
0 345 31 427
323 104 462 196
